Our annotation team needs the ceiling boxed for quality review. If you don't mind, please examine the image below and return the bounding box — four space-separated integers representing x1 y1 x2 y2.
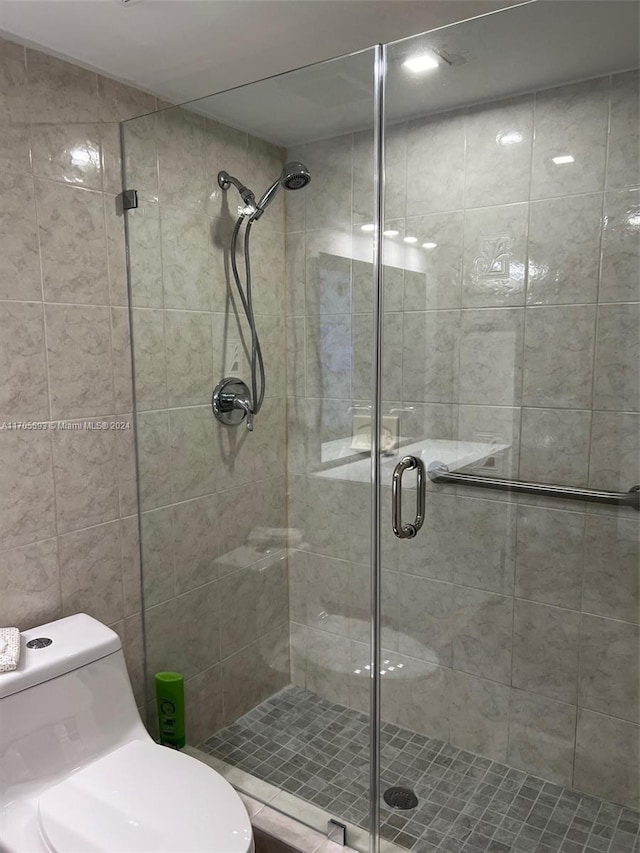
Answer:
0 0 521 103
195 0 640 145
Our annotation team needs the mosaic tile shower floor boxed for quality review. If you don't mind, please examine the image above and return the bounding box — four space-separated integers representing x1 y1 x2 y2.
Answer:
204 686 639 853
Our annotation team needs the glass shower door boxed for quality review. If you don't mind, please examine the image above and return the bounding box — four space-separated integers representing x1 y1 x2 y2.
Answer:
377 3 639 850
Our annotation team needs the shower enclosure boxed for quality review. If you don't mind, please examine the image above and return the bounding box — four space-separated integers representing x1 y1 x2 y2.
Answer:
122 3 640 851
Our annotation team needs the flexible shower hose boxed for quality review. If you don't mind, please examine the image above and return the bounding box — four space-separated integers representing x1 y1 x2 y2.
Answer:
230 214 266 417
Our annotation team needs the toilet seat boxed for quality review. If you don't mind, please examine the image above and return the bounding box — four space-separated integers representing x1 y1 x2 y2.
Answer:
38 740 253 853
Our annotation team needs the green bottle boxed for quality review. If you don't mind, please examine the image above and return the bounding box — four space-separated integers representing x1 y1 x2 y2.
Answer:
155 671 185 749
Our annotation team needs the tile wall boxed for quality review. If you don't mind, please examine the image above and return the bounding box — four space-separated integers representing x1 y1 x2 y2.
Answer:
123 104 290 741
0 37 156 709
285 71 640 809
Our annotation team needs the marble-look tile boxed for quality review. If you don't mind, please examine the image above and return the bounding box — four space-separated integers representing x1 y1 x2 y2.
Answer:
173 494 219 593
450 670 510 762
105 196 129 308
512 599 580 704
520 408 591 488
515 506 585 610
522 305 596 409
397 575 453 667
110 308 133 415
286 317 305 398
157 107 207 213
136 410 171 511
173 581 221 679
532 77 609 199
127 202 163 308
403 212 463 310
45 304 115 420
257 315 287 400
0 171 41 301
161 206 211 311
589 411 639 493
0 429 55 550
140 507 174 608
256 552 288 637
305 552 349 637
507 689 576 787
574 709 639 809
289 621 307 689
305 315 351 399
402 310 459 404
594 302 640 412
583 515 639 623
115 414 137 518
462 203 528 307
305 229 352 315
390 657 451 742
0 538 60 631
26 49 99 123
458 308 523 406
465 95 533 208
285 231 305 317
246 221 285 318
579 614 639 723
353 257 402 315
121 112 158 204
185 664 224 746
300 476 351 561
454 497 516 595
121 614 145 706
452 586 513 684
0 302 49 421
304 627 351 706
165 310 213 408
205 118 248 216
305 134 352 231
97 75 156 122
31 123 102 190
599 188 640 303
58 520 124 625
131 309 167 412
352 128 375 225
397 492 457 583
352 312 402 402
52 419 120 533
406 110 465 215
257 622 290 701
608 70 640 190
219 567 258 659
169 406 218 502
120 515 141 617
527 194 602 305
457 404 521 482
36 180 109 305
144 598 181 687
0 40 30 173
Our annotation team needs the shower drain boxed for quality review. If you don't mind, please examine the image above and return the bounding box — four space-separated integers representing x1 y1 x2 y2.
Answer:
383 786 418 810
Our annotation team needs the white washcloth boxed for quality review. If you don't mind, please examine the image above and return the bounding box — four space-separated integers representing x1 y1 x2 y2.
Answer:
0 627 21 672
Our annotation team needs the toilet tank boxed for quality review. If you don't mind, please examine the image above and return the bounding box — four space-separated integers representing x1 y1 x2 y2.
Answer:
0 614 149 804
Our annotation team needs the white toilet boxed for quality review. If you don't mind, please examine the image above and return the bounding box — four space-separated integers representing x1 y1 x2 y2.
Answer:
0 614 255 853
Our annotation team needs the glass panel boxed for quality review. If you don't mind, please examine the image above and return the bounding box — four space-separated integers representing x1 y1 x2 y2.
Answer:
380 3 639 849
122 47 379 850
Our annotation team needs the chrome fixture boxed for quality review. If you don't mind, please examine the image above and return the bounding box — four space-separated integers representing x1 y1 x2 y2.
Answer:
214 162 311 430
391 456 426 538
428 461 640 510
212 378 254 431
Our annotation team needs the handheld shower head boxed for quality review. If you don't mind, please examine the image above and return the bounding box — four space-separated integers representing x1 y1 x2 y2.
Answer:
251 161 311 220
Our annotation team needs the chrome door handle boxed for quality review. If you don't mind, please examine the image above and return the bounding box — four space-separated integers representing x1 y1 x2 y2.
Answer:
392 455 426 539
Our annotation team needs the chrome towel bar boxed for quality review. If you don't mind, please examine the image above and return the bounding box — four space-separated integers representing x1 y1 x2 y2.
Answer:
427 461 640 510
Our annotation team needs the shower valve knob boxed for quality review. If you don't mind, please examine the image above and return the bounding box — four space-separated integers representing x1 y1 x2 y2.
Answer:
212 377 254 431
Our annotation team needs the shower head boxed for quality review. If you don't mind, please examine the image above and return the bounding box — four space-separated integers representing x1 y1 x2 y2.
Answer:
280 161 311 191
217 170 257 209
252 161 311 220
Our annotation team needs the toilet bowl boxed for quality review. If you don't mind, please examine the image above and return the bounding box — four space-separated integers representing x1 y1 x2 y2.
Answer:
0 614 254 853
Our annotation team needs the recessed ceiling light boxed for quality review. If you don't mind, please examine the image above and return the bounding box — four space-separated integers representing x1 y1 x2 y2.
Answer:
497 130 523 146
552 155 575 165
383 229 399 237
403 236 418 243
360 223 375 232
402 51 439 74
422 241 438 250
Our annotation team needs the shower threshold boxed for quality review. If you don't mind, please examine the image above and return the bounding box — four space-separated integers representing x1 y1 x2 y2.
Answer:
203 686 639 853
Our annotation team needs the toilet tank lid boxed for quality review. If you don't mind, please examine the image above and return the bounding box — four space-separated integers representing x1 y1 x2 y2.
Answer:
0 614 121 700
